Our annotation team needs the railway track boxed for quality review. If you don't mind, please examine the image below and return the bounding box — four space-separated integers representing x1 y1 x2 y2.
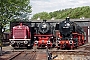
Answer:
51 50 90 55
8 51 36 60
50 50 90 60
1 43 90 60
0 49 90 60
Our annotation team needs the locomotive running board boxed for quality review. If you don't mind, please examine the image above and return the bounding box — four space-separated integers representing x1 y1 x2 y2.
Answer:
9 39 31 40
34 34 53 37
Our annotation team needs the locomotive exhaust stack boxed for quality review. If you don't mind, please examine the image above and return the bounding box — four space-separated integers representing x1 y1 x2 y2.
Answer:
66 17 70 21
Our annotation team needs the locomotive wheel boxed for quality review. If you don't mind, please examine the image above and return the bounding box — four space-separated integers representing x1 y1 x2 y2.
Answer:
52 44 56 48
57 47 60 50
60 45 62 49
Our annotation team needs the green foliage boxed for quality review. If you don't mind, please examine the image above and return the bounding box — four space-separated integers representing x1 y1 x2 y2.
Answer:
32 6 90 19
0 0 32 27
31 12 51 20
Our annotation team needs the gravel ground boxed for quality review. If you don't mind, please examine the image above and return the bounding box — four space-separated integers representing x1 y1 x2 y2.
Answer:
52 54 90 60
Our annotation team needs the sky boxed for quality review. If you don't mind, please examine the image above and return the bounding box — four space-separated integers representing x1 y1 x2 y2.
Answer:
30 0 90 18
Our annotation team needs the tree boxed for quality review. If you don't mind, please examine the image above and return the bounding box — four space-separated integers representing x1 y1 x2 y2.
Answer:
0 0 32 45
32 12 51 20
32 6 90 19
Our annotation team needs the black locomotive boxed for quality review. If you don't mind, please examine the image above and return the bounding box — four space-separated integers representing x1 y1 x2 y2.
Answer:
34 20 55 48
56 17 85 49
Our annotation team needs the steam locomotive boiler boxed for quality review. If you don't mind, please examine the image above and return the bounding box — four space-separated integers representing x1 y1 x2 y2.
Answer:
34 20 55 48
56 18 85 49
9 22 31 48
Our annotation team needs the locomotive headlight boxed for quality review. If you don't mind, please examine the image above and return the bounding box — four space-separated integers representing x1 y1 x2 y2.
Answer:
66 23 70 26
34 41 38 44
24 40 28 44
13 36 15 39
51 37 53 39
47 41 50 44
69 40 73 44
24 35 27 39
57 38 60 40
11 40 15 44
70 38 72 40
34 37 36 39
